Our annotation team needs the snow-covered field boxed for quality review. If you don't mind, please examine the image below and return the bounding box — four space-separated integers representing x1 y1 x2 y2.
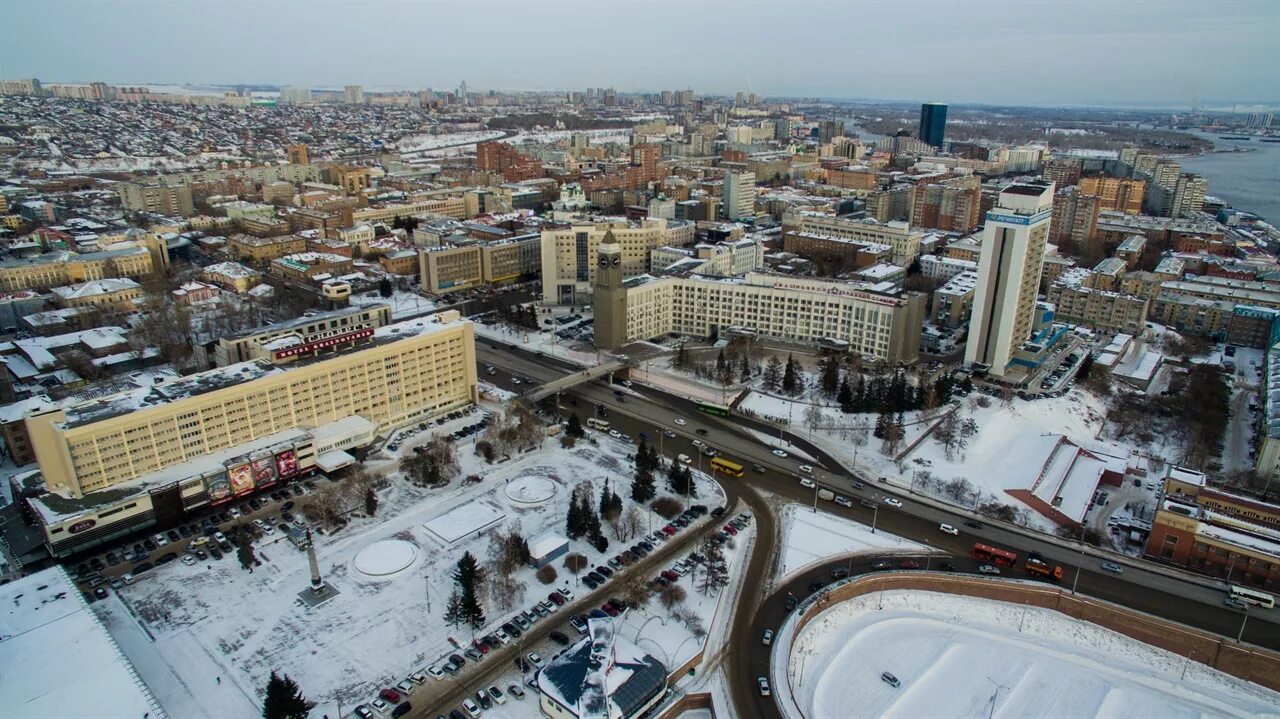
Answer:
350 289 436 320
501 128 632 147
96 436 721 718
776 504 927 579
782 590 1280 719
397 130 504 153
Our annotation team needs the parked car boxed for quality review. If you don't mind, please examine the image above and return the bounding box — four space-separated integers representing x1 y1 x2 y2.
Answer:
881 672 901 688
354 705 373 718
461 698 481 718
899 559 920 570
977 564 1001 575
834 495 853 508
395 679 414 694
549 630 571 646
507 684 526 700
379 688 402 703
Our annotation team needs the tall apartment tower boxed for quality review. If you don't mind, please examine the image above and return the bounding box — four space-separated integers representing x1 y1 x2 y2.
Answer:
592 231 627 351
918 102 948 148
722 171 757 221
1172 173 1208 217
344 85 364 104
964 181 1055 376
286 143 310 165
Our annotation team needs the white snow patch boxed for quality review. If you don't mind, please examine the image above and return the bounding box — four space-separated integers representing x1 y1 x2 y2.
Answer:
783 590 1280 719
777 503 928 579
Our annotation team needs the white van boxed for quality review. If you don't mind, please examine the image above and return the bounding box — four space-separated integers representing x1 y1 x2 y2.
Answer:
677 453 692 464
938 524 959 536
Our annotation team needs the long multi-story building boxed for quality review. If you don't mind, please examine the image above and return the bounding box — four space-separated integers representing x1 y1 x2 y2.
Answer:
0 245 156 292
208 304 393 368
919 254 977 282
782 231 891 271
540 218 671 305
352 196 468 224
964 182 1054 376
418 234 541 294
594 256 925 363
117 181 196 217
477 142 543 183
785 212 922 266
227 233 307 264
1046 282 1150 335
24 310 475 500
1146 467 1279 591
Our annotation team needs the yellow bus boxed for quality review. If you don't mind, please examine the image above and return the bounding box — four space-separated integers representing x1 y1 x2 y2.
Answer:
710 457 744 478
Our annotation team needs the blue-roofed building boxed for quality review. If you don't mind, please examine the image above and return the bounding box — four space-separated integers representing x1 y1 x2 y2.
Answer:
537 617 667 719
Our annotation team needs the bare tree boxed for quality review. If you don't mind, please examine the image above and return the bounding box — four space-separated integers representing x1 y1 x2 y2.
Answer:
610 506 644 543
563 552 588 581
657 583 686 611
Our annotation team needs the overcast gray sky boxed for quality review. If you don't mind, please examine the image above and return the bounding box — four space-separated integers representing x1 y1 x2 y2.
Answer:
4 0 1278 107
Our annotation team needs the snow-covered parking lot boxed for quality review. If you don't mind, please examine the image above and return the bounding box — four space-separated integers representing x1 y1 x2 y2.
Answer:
94 436 723 718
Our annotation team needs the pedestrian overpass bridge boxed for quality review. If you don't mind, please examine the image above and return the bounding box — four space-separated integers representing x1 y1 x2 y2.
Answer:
524 361 625 402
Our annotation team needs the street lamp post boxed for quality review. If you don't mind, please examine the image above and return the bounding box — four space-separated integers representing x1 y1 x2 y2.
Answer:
924 539 932 571
1237 608 1250 642
811 481 819 513
1071 530 1088 595
871 501 879 534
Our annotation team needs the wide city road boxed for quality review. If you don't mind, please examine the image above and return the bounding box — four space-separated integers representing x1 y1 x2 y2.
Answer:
476 339 1280 716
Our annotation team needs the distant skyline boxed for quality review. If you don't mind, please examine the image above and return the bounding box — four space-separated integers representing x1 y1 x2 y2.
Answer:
4 0 1278 108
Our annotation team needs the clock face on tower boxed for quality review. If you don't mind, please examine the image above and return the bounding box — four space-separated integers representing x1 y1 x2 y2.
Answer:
598 255 610 268
610 255 621 267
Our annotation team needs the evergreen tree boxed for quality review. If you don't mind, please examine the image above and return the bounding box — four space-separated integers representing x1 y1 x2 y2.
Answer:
262 670 310 719
452 552 487 629
738 354 751 383
680 466 698 497
364 488 378 517
443 589 465 628
378 277 393 298
820 356 840 396
781 354 799 395
566 495 583 539
674 341 690 370
631 459 656 503
873 410 891 439
837 376 854 410
566 412 584 437
762 356 783 392
666 457 684 493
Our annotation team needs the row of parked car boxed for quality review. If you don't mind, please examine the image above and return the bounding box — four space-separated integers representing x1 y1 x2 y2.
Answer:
387 407 487 452
355 501 732 718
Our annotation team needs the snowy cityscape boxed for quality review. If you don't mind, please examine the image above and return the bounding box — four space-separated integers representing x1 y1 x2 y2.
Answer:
2 2 1280 719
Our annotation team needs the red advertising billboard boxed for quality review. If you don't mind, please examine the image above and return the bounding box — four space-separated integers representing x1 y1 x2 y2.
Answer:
208 472 232 505
228 462 255 496
252 456 278 488
275 448 298 478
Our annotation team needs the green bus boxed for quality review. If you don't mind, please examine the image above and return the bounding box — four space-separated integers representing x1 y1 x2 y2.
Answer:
696 401 731 417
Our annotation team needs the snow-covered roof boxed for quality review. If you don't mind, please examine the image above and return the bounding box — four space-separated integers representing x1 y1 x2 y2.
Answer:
0 567 166 719
202 261 258 279
50 277 141 300
537 616 666 719
527 531 569 560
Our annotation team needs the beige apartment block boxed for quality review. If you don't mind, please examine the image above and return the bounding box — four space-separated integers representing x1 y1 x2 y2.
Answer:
26 311 477 498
